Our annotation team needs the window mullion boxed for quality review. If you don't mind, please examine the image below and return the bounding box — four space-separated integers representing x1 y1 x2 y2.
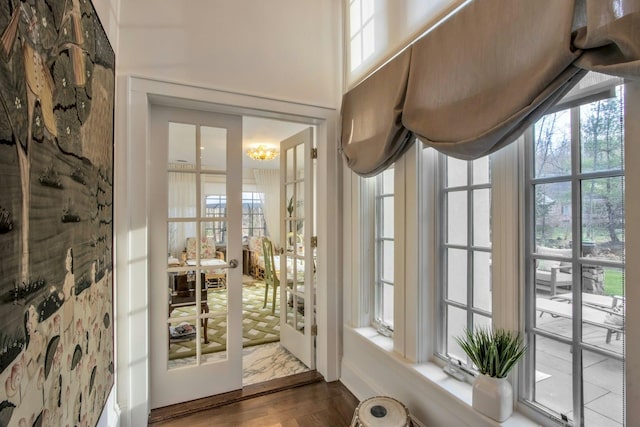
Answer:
570 106 584 426
467 162 474 335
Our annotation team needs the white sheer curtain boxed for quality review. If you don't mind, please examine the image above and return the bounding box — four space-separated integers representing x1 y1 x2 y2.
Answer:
253 169 280 247
168 164 196 257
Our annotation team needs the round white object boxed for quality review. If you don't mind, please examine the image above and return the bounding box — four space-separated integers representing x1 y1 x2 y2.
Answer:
351 396 410 427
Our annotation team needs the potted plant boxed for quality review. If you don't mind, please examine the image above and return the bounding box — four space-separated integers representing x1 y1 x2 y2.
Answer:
456 327 527 422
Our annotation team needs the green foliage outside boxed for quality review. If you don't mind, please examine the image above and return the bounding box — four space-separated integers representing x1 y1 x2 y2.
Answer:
604 268 624 296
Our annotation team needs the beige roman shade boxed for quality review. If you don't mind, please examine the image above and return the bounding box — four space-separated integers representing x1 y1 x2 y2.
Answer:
341 48 413 176
340 0 640 175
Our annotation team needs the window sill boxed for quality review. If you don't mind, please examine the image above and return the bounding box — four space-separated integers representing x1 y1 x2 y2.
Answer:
348 327 541 427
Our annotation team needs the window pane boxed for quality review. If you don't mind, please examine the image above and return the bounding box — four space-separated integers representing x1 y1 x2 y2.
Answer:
472 313 491 331
168 222 196 262
362 21 375 59
382 168 394 193
381 240 394 282
350 35 362 71
350 0 361 36
168 122 195 169
200 126 226 170
446 305 467 361
581 265 624 356
534 182 572 249
581 177 624 262
168 172 196 218
382 283 394 327
447 191 467 245
473 156 490 185
203 180 226 219
473 251 492 312
296 143 305 180
382 196 393 238
535 274 572 339
534 109 572 178
362 0 374 21
580 87 624 174
447 248 467 304
583 350 624 426
446 157 467 188
473 189 491 247
533 336 574 420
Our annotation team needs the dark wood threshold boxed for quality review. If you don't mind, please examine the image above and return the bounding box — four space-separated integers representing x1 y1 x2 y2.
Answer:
148 370 324 424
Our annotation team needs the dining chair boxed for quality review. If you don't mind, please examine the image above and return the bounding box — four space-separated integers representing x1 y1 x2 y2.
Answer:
262 237 279 313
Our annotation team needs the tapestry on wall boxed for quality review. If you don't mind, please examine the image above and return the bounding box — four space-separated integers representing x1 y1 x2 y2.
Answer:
0 1 115 426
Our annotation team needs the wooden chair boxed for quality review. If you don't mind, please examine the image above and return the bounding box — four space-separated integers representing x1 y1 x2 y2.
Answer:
169 273 209 343
262 237 279 313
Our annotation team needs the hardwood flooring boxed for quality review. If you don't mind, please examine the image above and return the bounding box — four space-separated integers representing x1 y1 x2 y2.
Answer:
148 372 359 426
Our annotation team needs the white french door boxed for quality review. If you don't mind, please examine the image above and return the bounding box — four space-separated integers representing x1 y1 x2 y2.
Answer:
149 105 243 408
279 128 316 368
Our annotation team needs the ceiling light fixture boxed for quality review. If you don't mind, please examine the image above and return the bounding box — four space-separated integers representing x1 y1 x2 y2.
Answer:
246 144 279 161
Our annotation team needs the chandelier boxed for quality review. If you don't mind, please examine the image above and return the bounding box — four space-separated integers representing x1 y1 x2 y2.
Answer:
246 144 279 161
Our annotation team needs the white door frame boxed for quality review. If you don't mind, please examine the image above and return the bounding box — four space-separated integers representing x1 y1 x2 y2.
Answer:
115 76 341 427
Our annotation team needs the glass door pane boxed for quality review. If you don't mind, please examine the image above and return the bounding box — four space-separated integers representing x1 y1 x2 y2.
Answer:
150 106 242 409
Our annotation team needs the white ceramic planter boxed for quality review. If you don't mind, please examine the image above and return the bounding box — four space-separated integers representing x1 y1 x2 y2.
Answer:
472 374 513 422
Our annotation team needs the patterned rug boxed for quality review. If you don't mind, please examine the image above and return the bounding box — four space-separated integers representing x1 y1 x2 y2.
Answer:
169 281 280 360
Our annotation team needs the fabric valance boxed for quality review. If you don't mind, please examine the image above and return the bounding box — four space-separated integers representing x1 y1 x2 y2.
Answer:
340 48 413 177
340 0 640 174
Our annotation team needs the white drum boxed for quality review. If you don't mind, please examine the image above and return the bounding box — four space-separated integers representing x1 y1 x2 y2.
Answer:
350 396 412 427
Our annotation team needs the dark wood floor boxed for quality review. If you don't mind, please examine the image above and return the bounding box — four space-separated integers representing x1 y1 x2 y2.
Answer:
148 373 359 427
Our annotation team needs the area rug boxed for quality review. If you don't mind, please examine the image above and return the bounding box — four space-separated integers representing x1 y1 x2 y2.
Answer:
169 281 280 360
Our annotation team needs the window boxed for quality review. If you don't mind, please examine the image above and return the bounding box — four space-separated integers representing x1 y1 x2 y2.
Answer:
438 156 492 367
205 192 266 244
522 81 625 425
374 168 394 334
349 0 375 71
241 192 267 239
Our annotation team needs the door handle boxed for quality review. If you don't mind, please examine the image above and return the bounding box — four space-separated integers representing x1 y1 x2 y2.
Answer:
226 259 238 269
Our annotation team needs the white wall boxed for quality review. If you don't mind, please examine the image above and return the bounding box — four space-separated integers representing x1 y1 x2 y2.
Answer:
118 0 341 108
93 0 120 55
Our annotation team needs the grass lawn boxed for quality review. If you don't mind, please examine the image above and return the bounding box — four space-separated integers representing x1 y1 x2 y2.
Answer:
604 268 624 296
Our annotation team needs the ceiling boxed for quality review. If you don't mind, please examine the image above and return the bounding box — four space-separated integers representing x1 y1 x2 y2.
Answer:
168 116 309 170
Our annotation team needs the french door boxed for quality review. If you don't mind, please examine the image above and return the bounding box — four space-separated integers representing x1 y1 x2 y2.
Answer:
149 106 243 408
279 128 316 368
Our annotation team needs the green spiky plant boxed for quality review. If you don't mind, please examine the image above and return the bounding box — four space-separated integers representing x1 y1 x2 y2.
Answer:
455 327 527 379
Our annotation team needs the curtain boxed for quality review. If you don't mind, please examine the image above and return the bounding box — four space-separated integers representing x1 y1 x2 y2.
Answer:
253 169 280 246
340 0 640 174
341 48 414 176
168 164 196 257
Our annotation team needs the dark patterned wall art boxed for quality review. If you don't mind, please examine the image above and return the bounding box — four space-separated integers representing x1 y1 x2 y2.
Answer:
0 0 115 426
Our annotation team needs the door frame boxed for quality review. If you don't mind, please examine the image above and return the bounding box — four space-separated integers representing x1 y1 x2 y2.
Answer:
115 76 341 427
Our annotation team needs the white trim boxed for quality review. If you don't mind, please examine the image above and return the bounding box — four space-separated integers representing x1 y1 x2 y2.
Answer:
116 76 340 427
625 80 640 427
96 387 121 427
491 141 520 332
393 155 407 355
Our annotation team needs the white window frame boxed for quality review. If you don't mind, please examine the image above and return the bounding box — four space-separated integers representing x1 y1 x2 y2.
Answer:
520 78 627 425
348 0 376 73
346 79 640 426
436 155 493 370
373 168 395 335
